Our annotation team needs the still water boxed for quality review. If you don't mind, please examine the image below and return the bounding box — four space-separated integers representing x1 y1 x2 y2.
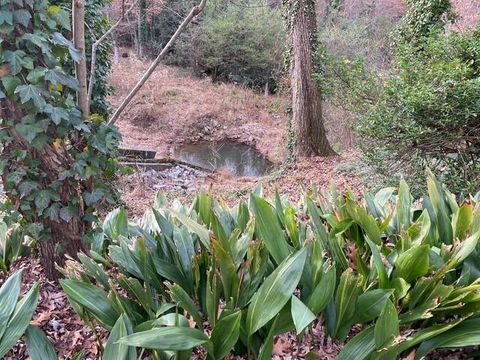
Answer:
173 141 273 177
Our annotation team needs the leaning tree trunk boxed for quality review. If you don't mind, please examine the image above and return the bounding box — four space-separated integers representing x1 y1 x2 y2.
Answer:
0 99 87 280
289 0 335 157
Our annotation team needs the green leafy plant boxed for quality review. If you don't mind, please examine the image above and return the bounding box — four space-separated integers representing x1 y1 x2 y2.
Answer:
0 0 120 279
0 270 55 359
61 174 480 359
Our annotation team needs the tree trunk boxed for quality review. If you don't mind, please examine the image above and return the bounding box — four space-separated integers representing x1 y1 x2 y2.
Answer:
0 98 87 280
137 0 147 57
289 0 335 157
72 0 89 119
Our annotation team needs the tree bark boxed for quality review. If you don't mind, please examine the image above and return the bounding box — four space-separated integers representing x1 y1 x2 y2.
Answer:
0 98 87 280
289 0 335 157
72 0 89 119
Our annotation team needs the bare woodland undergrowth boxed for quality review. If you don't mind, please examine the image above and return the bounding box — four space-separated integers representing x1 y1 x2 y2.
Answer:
109 54 363 216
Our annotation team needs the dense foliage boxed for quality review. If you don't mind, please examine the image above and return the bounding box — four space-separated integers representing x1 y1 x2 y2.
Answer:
0 270 56 359
52 0 113 117
357 28 480 195
0 0 119 277
171 0 285 90
59 174 480 359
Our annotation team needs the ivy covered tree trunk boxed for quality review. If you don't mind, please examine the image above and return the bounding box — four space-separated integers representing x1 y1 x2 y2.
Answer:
286 0 335 157
0 0 119 280
0 99 88 280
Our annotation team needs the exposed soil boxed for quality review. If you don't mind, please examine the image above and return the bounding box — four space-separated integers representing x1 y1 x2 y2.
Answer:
110 55 363 216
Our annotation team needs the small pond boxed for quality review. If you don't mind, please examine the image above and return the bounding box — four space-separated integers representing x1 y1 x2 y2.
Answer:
173 141 273 177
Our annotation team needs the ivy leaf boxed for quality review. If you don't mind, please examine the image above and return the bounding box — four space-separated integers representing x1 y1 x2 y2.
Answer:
15 122 44 143
35 190 52 215
84 188 104 206
20 33 52 58
3 50 34 75
59 206 75 222
51 32 81 62
44 203 60 222
45 67 79 90
1 76 21 95
0 11 13 26
47 5 70 30
12 9 31 27
15 84 47 110
43 105 69 125
18 181 38 198
27 68 47 84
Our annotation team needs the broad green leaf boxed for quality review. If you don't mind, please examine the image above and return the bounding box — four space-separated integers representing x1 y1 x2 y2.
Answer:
374 299 399 348
250 194 291 264
337 326 375 360
434 230 480 281
391 277 410 301
306 263 336 315
169 284 203 330
291 295 316 334
393 244 430 283
0 270 23 340
103 314 135 360
427 171 453 244
376 317 465 359
171 211 210 248
333 269 362 341
45 67 79 90
51 32 81 62
210 311 241 360
24 325 56 360
453 203 473 241
117 327 209 351
366 239 389 288
103 208 128 239
416 317 480 359
345 197 381 244
246 247 307 335
3 50 33 75
0 282 39 358
60 280 119 330
15 84 46 109
356 289 394 323
408 209 431 245
396 179 411 232
13 9 31 27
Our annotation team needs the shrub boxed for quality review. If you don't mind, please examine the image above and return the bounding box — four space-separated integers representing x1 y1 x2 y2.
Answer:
171 0 285 90
357 28 480 195
61 174 480 359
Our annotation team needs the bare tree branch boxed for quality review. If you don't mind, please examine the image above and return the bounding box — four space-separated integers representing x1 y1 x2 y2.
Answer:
87 0 139 109
108 0 208 126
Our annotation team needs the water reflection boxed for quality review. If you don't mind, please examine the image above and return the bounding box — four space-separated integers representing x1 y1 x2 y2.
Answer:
173 141 273 177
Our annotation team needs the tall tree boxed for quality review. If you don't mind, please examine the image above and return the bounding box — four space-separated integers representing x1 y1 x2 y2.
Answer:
73 0 89 119
285 0 335 157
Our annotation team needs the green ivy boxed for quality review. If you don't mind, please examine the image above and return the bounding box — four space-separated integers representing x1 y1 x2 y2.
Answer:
398 0 454 43
0 0 119 267
52 0 113 117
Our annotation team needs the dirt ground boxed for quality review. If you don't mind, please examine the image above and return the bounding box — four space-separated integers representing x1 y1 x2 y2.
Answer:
110 54 363 216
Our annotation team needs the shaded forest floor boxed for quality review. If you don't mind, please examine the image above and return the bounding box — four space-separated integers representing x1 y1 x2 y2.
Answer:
109 54 364 216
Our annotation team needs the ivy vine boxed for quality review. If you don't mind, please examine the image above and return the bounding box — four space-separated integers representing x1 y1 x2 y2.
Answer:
0 0 119 270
